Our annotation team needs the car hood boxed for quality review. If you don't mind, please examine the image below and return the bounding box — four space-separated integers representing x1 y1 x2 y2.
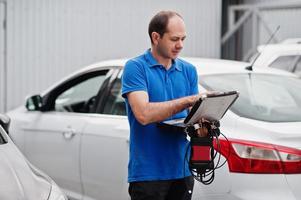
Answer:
0 140 51 200
232 117 301 149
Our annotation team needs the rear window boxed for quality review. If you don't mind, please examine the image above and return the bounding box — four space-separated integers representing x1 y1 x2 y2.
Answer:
269 55 299 72
200 73 301 122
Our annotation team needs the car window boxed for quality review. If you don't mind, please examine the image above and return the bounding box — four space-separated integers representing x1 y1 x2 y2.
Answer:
102 72 126 116
200 73 301 122
55 71 108 113
269 55 299 72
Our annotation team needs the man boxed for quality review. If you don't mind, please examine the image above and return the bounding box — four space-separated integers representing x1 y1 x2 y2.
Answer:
122 11 207 200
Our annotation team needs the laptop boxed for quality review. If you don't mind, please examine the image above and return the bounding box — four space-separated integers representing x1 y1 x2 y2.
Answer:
159 91 239 129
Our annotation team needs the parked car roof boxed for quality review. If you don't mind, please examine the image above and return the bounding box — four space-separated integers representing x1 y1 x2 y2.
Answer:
43 57 296 97
248 42 301 76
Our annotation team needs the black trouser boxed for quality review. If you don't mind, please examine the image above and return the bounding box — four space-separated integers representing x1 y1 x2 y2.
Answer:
129 176 194 200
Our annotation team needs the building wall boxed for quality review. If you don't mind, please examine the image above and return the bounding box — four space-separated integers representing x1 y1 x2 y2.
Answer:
1 0 222 112
241 1 301 60
258 5 301 44
0 2 5 113
221 0 301 61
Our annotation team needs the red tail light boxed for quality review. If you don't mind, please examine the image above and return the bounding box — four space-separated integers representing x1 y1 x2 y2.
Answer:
214 138 301 174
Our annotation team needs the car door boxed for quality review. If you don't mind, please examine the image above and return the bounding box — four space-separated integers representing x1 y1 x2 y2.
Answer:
22 68 114 200
81 69 130 200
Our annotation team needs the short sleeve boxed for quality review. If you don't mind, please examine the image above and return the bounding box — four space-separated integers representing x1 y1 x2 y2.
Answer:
121 59 147 99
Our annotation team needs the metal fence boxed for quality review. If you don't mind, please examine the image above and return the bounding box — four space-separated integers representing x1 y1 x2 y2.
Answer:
222 1 301 61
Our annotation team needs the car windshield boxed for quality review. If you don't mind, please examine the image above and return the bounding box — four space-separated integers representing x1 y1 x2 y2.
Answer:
200 73 301 122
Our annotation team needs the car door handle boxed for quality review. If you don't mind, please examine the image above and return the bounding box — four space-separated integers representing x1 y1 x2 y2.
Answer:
62 128 76 140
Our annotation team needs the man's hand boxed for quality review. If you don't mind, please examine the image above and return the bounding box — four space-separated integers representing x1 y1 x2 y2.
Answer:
196 118 209 137
196 126 208 137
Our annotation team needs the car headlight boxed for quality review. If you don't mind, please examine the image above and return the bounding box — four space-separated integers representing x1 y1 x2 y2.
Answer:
48 180 67 200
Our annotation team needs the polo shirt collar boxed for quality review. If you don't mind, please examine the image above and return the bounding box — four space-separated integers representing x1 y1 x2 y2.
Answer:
144 49 182 71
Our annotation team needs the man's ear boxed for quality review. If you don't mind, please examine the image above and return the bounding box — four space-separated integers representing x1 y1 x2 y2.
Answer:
151 32 161 45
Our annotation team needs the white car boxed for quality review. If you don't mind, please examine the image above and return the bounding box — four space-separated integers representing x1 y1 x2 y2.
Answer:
7 58 301 200
0 114 67 200
250 43 301 75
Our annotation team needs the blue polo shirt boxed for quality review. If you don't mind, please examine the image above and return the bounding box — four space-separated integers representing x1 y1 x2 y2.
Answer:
122 49 198 182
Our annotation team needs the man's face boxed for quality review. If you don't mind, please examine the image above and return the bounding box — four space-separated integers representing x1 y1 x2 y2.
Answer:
154 16 186 60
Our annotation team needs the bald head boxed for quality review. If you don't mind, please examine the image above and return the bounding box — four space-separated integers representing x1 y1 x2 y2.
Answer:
148 11 183 44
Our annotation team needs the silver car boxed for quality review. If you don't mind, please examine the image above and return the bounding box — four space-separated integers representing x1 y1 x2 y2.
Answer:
7 58 301 200
0 114 67 200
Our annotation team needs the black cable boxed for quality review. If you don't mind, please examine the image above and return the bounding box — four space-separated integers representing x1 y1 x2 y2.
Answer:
214 132 230 169
184 139 215 185
211 130 223 170
184 126 231 185
188 135 216 185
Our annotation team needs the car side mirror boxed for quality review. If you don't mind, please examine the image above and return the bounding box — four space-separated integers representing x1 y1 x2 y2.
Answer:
0 114 10 134
26 95 42 111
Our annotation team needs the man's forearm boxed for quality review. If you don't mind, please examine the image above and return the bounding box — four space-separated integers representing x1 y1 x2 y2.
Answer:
138 95 197 125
